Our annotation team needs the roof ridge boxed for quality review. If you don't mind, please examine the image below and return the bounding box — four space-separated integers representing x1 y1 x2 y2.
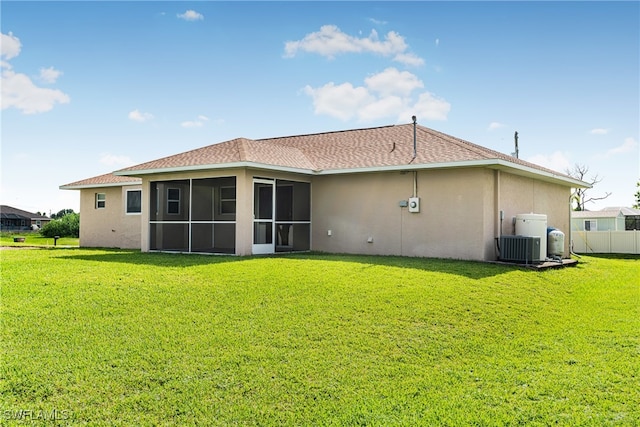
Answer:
235 138 249 161
257 124 396 142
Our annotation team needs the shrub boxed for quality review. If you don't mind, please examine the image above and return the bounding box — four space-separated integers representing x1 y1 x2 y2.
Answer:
40 213 79 238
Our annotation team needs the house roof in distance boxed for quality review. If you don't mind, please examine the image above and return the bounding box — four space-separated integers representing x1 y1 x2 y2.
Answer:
572 207 640 218
603 207 640 216
0 205 50 220
62 123 590 189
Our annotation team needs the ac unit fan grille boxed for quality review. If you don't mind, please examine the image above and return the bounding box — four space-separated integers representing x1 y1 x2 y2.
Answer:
499 236 541 263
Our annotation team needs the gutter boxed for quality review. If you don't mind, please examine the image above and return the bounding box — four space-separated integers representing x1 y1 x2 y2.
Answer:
60 181 142 190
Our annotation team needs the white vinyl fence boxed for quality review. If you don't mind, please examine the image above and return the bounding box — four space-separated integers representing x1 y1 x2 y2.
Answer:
572 230 640 254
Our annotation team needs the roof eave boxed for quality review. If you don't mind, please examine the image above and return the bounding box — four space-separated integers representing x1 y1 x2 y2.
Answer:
489 159 591 188
59 181 142 190
113 162 316 177
112 158 591 188
319 159 591 188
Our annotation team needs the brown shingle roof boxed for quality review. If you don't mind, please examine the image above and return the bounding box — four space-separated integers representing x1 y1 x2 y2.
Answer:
114 123 568 178
63 123 587 189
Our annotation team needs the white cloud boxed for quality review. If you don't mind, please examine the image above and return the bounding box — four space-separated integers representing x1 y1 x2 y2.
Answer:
391 52 425 67
303 82 374 121
1 32 70 114
606 137 638 157
128 109 154 122
1 32 21 61
1 69 70 114
404 92 451 122
39 66 62 83
181 115 210 128
590 128 609 135
177 10 204 21
365 68 423 97
359 96 405 121
488 122 506 131
303 68 450 123
526 151 572 173
435 38 440 47
284 25 423 66
99 153 134 167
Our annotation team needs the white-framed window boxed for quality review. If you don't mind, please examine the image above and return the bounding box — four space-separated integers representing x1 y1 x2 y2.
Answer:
126 189 142 214
96 193 106 209
584 220 597 231
167 188 180 215
219 186 236 215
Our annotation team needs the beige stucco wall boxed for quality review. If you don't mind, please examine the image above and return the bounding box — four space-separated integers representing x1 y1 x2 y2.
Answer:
312 168 494 261
77 166 572 260
312 168 572 260
79 185 141 249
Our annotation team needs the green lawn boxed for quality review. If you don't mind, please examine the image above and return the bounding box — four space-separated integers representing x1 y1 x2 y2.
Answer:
1 249 638 426
0 232 78 248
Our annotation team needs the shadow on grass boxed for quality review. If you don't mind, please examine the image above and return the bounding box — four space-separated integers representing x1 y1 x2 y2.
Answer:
58 248 243 268
286 252 534 279
574 253 640 261
58 249 525 279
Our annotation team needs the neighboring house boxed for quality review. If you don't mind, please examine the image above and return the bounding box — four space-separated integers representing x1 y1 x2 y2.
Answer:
61 122 588 260
0 205 51 231
571 207 640 231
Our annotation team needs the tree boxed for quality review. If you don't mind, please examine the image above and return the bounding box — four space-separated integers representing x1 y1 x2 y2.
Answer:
566 163 612 211
51 208 75 219
634 181 640 209
40 213 79 238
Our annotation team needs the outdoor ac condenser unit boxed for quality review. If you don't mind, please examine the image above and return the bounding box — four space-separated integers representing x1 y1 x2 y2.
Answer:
499 236 541 264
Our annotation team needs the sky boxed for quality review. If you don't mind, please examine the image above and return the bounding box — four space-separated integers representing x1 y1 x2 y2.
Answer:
1 1 639 215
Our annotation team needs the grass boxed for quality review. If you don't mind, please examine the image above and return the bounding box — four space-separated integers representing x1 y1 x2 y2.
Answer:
1 249 638 426
0 232 79 248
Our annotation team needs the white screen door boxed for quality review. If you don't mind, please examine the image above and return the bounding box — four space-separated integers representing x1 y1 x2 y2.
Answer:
252 179 275 254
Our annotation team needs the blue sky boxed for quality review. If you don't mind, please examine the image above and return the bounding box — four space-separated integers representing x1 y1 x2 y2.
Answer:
2 1 638 215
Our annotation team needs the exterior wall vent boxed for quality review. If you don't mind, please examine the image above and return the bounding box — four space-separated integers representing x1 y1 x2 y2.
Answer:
499 236 541 264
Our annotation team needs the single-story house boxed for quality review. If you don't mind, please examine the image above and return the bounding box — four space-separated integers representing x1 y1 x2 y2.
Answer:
61 122 588 260
571 206 640 231
0 205 51 231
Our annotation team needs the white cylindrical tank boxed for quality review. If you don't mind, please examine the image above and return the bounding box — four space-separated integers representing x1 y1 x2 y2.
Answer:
548 229 565 258
515 213 547 261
